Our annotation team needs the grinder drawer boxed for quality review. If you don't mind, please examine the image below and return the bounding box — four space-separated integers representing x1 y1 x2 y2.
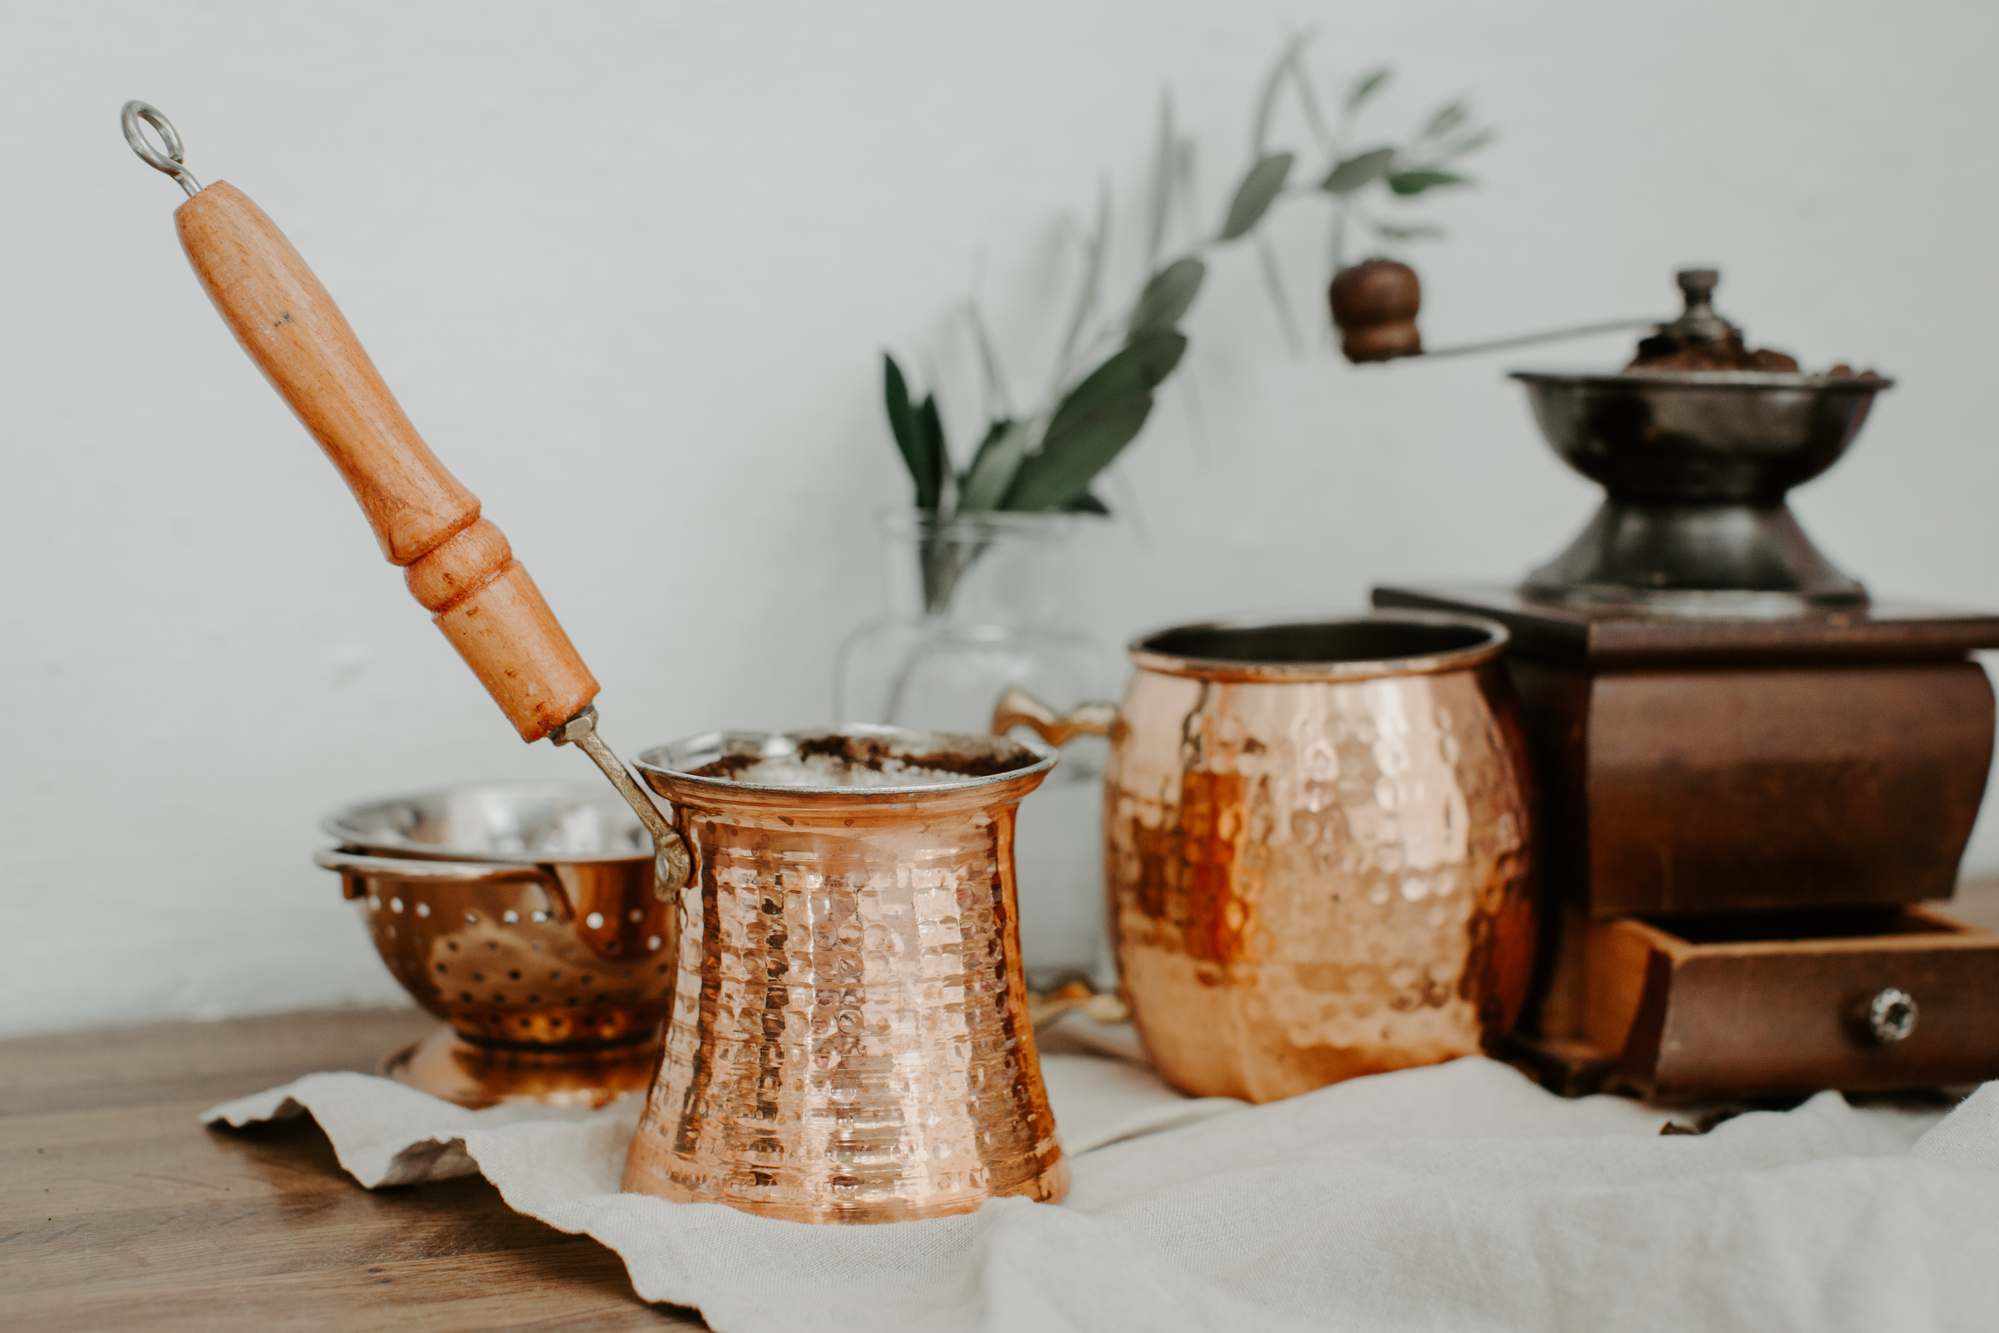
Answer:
1585 906 1999 1104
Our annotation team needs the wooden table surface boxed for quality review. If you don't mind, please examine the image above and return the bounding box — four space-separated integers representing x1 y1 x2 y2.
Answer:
7 881 1997 1330
0 1008 703 1331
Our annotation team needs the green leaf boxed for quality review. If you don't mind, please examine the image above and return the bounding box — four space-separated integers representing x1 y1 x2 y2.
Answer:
1001 332 1187 511
1145 91 1176 267
1422 100 1468 139
883 353 940 512
1345 65 1390 111
1319 146 1396 194
1063 489 1111 515
1218 152 1294 241
1438 126 1497 160
1252 33 1310 154
1291 56 1333 154
1374 221 1447 241
1002 394 1154 512
957 418 1034 512
1254 234 1302 354
960 298 1012 419
1127 257 1207 338
1053 179 1111 381
1387 169 1471 196
916 394 948 510
1061 330 1188 421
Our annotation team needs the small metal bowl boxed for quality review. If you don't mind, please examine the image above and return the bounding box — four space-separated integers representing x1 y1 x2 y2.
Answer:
1510 370 1894 609
317 783 676 1107
1512 370 1891 505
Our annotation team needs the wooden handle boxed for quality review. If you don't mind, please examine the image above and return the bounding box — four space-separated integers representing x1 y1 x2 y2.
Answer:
174 181 597 741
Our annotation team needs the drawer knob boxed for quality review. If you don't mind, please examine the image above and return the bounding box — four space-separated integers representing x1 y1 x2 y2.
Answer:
1866 988 1919 1045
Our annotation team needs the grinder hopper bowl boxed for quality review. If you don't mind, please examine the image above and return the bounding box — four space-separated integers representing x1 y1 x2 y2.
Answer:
1378 268 1999 1104
1514 269 1888 614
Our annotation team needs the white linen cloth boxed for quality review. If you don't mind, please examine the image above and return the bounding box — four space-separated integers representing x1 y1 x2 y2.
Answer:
205 1023 1999 1333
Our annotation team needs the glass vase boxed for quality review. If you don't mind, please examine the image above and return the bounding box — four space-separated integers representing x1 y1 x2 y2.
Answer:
834 510 1116 991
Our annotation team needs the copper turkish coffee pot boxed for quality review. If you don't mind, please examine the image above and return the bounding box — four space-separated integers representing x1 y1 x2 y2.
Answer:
123 103 1065 1221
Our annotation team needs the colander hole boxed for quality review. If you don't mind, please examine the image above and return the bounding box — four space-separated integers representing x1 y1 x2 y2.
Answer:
585 912 605 929
509 970 521 981
487 942 498 952
416 902 430 918
565 997 579 1007
518 1018 530 1028
447 941 459 952
385 925 395 939
657 965 669 974
390 898 404 913
528 994 540 1004
460 992 474 1002
464 912 478 924
647 935 662 950
628 909 643 923
492 994 505 1003
530 942 543 953
503 910 519 924
626 989 640 1000
606 941 622 955
367 895 381 910
472 973 484 982
434 963 446 974
581 975 594 985
595 993 609 1004
531 911 550 923
549 970 562 980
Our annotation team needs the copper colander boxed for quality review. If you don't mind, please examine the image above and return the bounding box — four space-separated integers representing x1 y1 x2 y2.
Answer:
317 783 677 1105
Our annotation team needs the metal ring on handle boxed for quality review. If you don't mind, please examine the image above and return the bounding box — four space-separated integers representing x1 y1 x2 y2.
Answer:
121 100 204 197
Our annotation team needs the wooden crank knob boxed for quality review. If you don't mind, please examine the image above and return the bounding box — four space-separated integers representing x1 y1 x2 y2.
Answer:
164 175 598 742
1329 259 1424 363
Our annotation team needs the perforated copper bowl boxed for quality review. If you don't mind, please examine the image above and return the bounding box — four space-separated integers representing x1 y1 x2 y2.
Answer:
318 783 676 1050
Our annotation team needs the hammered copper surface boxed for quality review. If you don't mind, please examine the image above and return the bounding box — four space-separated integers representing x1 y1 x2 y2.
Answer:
1102 616 1537 1103
625 729 1068 1223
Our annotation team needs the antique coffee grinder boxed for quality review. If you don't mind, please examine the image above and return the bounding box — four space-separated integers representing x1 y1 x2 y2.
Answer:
1374 270 1999 1104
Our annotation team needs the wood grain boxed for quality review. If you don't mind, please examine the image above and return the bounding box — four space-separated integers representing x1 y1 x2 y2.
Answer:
177 183 477 566
0 1009 701 1331
174 183 598 741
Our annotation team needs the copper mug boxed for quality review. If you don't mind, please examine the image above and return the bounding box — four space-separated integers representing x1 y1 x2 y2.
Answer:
995 612 1537 1103
620 727 1068 1223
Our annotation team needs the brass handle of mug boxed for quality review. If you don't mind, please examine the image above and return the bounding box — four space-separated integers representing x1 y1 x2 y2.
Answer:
990 687 1118 747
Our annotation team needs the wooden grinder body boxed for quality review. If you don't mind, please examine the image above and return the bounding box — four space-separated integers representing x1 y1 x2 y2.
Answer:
1375 583 1999 1103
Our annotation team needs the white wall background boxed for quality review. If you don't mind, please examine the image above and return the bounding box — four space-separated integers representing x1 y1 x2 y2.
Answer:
4 1 1997 1037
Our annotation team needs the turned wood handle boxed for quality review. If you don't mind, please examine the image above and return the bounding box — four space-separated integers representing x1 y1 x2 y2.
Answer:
174 181 597 741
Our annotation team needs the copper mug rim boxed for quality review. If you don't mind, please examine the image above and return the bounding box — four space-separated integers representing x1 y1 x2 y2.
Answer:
1126 609 1510 684
635 724 1058 808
